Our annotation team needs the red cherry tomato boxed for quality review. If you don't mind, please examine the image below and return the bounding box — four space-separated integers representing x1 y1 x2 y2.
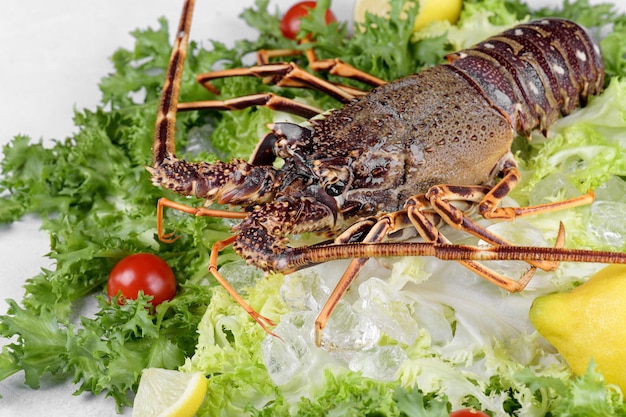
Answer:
449 409 490 417
108 253 176 306
280 1 337 40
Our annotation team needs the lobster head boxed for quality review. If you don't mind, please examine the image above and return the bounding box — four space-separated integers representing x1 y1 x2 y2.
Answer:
150 120 367 271
253 122 355 212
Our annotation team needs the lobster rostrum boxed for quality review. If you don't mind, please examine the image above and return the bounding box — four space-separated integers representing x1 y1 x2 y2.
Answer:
150 0 626 347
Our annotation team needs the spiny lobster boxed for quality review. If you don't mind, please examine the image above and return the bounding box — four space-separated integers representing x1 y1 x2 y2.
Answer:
149 0 626 347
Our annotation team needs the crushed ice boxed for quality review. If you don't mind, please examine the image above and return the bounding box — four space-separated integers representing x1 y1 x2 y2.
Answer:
260 193 622 388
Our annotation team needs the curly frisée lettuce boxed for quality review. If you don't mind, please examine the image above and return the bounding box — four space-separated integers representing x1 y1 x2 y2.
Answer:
1 0 626 415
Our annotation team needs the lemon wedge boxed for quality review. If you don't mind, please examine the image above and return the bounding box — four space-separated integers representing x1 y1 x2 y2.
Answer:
529 264 626 392
353 0 462 32
132 368 207 417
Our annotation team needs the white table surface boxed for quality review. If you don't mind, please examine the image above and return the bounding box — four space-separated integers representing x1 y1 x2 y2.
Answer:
0 0 622 415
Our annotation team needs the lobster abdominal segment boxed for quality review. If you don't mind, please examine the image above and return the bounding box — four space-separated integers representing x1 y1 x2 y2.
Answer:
447 18 604 136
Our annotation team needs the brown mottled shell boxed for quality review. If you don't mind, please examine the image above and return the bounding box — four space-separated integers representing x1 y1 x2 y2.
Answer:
304 65 514 216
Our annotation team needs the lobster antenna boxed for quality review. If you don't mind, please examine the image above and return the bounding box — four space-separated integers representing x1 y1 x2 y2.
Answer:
153 0 196 166
278 241 626 274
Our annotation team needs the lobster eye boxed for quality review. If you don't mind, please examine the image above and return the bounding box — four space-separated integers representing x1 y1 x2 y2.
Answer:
325 180 345 197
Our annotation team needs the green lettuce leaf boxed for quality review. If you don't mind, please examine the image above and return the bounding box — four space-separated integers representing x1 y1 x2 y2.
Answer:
515 363 626 416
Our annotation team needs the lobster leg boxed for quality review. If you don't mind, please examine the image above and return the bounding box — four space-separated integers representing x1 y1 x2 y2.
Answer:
156 197 247 243
177 92 323 119
195 62 358 103
422 181 585 272
256 47 387 88
409 151 592 272
314 212 408 347
477 163 595 220
198 47 384 98
312 207 545 346
255 49 376 96
208 235 277 332
406 203 539 289
157 198 277 331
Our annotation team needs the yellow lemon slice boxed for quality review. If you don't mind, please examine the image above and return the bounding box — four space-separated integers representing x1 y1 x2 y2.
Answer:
132 368 207 417
353 0 462 32
530 264 626 392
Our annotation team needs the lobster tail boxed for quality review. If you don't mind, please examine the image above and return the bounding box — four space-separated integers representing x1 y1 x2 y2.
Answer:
446 18 605 136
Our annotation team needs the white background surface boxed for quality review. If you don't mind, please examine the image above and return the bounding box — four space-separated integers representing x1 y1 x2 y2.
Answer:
0 0 623 415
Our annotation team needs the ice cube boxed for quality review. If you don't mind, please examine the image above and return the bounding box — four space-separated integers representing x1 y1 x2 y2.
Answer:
261 311 315 385
528 172 581 206
594 176 626 203
349 345 408 381
589 201 626 248
357 277 419 346
218 260 262 293
320 300 380 352
280 269 330 312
